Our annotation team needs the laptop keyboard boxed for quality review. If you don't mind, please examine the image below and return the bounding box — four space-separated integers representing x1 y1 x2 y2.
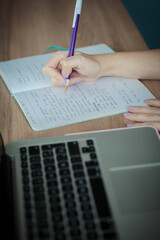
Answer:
20 139 117 240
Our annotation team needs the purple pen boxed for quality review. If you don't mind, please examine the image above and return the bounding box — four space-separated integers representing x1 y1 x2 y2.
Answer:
65 0 82 92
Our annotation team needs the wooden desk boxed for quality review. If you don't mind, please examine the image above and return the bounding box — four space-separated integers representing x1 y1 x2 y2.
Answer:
0 0 160 145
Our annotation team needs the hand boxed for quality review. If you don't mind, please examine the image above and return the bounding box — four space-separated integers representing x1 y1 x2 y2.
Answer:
124 99 160 132
42 51 101 86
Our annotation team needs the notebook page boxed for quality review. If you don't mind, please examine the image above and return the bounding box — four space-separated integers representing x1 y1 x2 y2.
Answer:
0 44 113 94
14 77 155 131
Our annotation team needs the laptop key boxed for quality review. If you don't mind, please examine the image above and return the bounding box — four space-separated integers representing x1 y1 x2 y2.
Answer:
39 228 49 238
52 213 63 223
34 186 44 193
32 178 43 185
58 161 69 169
34 194 45 201
62 184 73 192
21 161 28 168
37 219 48 228
67 209 77 218
46 172 56 180
76 178 86 186
32 170 42 178
20 147 27 154
82 147 89 153
85 161 98 168
83 212 94 221
54 222 64 231
64 192 74 200
30 156 41 163
86 140 94 146
65 201 76 209
36 201 46 210
44 158 54 164
78 186 88 194
47 180 58 187
61 176 71 184
56 147 66 155
29 146 40 155
50 196 60 204
69 218 79 227
31 163 41 170
70 228 81 237
79 195 90 203
42 144 52 151
100 220 110 230
87 231 98 240
68 141 80 156
49 187 59 195
81 203 92 211
60 169 70 176
36 210 47 219
87 168 101 177
90 153 97 159
45 165 55 172
85 221 96 230
21 153 27 161
22 169 29 176
55 232 66 240
74 171 85 178
51 204 61 213
103 232 117 240
57 155 68 161
71 156 82 164
43 151 53 158
72 164 83 171
89 178 111 218
51 143 65 148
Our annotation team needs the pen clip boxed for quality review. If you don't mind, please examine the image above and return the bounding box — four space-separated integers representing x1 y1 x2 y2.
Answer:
72 0 82 28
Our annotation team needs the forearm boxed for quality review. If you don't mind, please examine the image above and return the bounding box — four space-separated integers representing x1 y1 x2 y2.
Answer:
95 49 160 80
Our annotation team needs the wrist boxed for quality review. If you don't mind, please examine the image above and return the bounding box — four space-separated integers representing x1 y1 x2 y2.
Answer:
93 53 118 78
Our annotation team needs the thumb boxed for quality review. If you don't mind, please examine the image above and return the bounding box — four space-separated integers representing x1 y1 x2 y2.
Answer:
60 55 82 79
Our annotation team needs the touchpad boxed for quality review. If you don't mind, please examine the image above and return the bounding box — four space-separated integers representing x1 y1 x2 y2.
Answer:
109 164 160 214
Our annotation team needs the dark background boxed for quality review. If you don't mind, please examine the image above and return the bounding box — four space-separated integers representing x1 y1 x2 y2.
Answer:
122 0 160 49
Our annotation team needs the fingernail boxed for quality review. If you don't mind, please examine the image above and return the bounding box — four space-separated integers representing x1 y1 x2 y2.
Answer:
127 124 135 127
72 72 79 77
124 113 132 117
126 106 134 110
59 80 66 85
76 79 83 84
144 99 150 103
62 70 66 78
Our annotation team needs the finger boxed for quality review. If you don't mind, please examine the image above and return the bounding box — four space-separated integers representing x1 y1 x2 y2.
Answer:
45 51 69 68
51 77 66 87
144 99 160 108
68 77 83 86
126 106 160 115
70 71 80 78
124 112 160 122
42 51 68 81
127 122 160 132
59 54 85 78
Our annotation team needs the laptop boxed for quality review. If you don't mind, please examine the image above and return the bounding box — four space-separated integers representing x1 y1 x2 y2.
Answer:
0 126 160 240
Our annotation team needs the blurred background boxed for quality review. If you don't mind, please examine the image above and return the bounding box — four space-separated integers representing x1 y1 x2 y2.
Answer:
0 0 159 62
122 0 160 49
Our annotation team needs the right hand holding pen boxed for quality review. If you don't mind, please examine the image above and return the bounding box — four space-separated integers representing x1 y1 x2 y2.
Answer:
42 51 101 86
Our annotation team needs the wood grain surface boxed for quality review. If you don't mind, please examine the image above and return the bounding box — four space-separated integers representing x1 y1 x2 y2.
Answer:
0 0 160 145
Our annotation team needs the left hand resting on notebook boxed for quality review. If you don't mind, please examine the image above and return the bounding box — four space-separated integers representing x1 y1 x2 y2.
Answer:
124 99 160 132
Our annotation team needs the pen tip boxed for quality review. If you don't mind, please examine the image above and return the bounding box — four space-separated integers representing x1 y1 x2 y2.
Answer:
65 86 68 92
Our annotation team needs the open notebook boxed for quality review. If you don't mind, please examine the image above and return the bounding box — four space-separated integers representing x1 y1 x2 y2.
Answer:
0 44 155 131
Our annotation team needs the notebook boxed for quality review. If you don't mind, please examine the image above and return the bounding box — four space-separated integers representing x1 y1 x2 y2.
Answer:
1 126 160 240
0 44 155 131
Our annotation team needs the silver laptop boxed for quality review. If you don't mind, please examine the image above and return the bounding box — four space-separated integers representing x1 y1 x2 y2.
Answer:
0 126 160 240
